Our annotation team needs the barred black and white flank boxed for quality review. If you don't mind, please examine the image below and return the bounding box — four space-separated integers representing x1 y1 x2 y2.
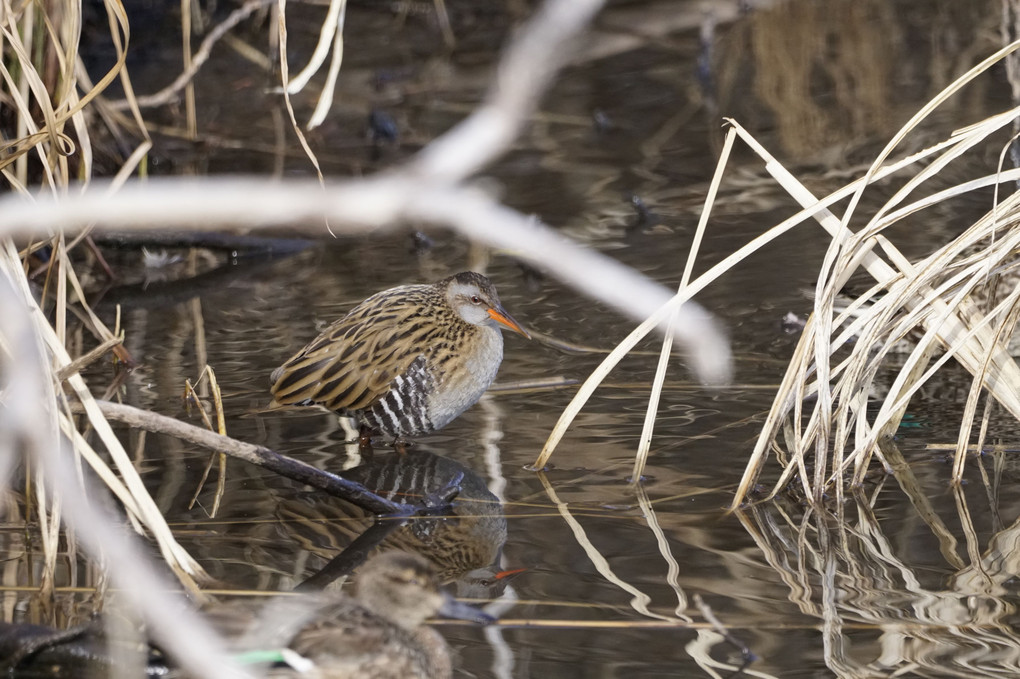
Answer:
269 272 529 438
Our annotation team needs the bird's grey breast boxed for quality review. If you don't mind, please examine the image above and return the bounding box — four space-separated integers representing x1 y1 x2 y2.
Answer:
425 326 504 430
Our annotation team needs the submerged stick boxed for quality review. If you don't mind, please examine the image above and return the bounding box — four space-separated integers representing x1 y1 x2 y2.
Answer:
55 336 122 381
295 520 407 591
72 399 411 516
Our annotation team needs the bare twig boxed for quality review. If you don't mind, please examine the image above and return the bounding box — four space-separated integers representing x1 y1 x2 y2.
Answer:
71 398 419 516
104 0 276 111
0 179 733 386
55 335 122 381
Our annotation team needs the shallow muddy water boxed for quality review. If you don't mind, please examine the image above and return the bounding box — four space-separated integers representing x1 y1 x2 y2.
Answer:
10 0 1020 677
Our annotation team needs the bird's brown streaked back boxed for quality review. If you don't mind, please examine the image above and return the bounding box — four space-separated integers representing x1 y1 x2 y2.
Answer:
271 286 442 412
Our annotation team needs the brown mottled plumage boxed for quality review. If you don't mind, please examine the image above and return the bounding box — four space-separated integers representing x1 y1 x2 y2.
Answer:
205 551 492 679
274 449 509 590
269 272 529 437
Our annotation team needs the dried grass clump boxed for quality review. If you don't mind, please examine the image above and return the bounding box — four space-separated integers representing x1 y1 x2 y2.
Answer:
733 40 1020 507
0 0 203 591
0 0 255 674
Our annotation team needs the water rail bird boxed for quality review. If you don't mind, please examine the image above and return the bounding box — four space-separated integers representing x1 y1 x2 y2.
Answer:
269 272 529 443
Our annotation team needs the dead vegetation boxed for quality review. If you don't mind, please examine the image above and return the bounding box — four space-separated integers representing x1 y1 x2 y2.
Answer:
4 0 1020 677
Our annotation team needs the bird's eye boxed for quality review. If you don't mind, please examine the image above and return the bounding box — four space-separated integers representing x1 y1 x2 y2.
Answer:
470 295 482 304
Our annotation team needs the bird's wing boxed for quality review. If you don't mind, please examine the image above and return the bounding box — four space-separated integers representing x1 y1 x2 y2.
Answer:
270 291 435 413
286 609 429 675
205 596 417 671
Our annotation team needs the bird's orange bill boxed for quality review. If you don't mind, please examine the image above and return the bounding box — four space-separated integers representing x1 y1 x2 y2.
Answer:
493 567 527 581
488 307 531 339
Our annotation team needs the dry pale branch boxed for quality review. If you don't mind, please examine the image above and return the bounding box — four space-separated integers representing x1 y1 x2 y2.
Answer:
0 179 733 387
1 0 731 387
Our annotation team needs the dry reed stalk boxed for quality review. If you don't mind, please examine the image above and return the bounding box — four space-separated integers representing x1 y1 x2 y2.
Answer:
0 0 253 675
185 366 229 517
2 0 201 590
181 0 197 138
478 619 703 629
275 0 334 238
533 93 1020 471
284 0 348 130
631 119 736 484
0 252 247 678
0 0 131 176
1 241 208 585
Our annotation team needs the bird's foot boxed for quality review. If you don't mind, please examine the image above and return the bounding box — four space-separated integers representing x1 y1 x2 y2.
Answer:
358 425 376 453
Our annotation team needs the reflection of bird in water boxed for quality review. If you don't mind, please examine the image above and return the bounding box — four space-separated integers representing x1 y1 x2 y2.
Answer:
206 551 491 679
269 272 529 444
276 450 509 590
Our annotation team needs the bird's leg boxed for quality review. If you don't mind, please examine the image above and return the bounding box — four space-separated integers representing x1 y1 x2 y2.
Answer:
358 424 376 453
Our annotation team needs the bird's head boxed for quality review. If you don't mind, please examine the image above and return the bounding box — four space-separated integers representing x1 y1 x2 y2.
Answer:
443 272 530 338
